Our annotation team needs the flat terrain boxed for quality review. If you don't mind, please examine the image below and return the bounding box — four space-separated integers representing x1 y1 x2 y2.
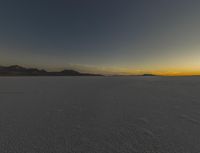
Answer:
0 77 200 153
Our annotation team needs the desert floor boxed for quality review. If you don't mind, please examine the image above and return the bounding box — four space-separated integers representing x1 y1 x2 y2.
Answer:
0 76 200 153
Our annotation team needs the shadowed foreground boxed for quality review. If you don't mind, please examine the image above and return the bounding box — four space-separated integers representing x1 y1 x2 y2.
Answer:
0 77 200 153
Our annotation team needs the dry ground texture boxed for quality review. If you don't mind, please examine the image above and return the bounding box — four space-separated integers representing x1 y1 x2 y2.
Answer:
0 76 200 153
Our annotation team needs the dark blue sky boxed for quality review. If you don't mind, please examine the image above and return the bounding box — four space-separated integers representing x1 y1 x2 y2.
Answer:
1 0 200 74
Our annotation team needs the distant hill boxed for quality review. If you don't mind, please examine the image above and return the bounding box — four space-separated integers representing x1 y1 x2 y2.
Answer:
142 74 157 76
0 65 102 76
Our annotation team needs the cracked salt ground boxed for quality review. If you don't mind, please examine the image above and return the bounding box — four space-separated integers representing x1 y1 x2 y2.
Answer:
0 76 200 153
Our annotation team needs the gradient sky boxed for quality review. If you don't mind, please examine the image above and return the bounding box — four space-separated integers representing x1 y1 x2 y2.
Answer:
1 0 200 75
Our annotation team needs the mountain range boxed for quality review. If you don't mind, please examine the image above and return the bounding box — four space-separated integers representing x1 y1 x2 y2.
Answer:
0 65 102 76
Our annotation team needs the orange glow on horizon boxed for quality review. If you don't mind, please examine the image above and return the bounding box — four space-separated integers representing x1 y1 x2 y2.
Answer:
112 68 200 76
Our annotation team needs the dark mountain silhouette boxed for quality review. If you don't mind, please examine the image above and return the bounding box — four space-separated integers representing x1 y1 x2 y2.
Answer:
0 65 102 76
142 74 157 76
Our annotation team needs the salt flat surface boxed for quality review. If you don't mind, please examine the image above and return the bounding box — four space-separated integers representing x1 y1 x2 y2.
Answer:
0 76 200 153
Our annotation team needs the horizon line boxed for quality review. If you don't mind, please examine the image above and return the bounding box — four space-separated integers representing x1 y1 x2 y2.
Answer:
1 64 200 77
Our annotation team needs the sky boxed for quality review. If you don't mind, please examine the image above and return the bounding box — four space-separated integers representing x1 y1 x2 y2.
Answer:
0 0 200 75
